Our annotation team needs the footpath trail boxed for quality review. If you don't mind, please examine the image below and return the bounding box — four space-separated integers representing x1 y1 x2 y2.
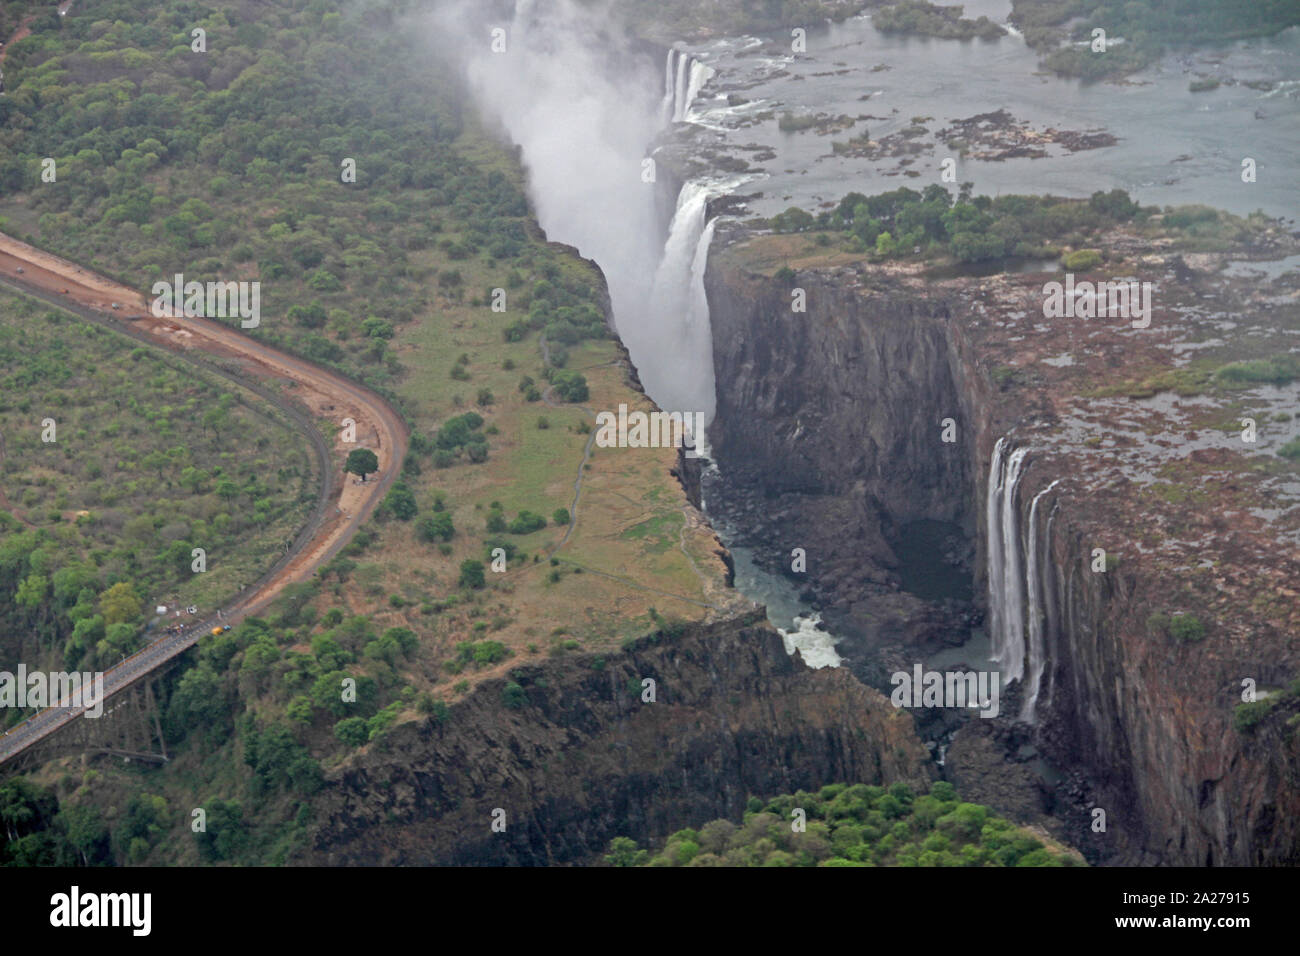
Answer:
0 232 408 766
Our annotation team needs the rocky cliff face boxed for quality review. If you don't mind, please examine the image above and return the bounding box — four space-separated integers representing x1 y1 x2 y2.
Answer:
299 610 932 865
703 243 986 667
703 226 1300 864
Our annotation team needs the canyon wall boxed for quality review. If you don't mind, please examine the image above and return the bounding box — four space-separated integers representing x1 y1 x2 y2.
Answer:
702 236 1300 864
299 611 933 865
703 238 989 663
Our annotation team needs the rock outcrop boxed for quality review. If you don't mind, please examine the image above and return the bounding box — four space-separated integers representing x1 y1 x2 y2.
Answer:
300 610 932 865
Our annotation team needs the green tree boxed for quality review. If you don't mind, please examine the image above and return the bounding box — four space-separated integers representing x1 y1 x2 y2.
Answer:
99 581 142 626
605 836 648 867
382 481 417 520
551 370 589 402
416 511 454 542
345 448 379 482
334 716 369 746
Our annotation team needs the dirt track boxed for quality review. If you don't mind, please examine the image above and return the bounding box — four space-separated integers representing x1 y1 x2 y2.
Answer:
0 231 409 765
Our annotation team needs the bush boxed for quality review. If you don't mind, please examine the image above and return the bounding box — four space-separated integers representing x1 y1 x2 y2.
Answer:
458 560 485 590
334 717 369 747
551 370 589 402
415 512 454 542
502 682 528 709
508 510 547 535
1213 355 1300 388
1169 614 1206 644
1062 249 1102 271
382 481 418 521
552 508 570 525
1233 700 1273 733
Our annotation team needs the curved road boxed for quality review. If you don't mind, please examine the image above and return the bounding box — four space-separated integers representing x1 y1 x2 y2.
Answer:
0 232 408 766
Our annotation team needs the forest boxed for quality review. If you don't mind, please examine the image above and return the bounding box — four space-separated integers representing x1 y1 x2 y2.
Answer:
608 781 1085 867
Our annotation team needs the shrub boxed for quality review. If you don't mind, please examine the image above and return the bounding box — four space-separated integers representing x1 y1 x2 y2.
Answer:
508 510 547 534
334 717 369 747
382 481 418 521
1169 613 1206 644
458 559 485 590
552 508 570 525
551 370 589 402
1061 249 1102 271
1234 700 1273 733
416 512 454 542
502 682 527 709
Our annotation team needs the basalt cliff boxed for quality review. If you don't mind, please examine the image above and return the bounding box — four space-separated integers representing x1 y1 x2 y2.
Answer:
299 611 931 865
701 222 1300 864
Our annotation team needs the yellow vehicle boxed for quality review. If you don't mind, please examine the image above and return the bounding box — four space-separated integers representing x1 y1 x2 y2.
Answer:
210 626 224 636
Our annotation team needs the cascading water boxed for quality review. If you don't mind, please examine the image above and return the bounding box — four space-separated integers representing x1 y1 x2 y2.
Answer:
661 49 676 124
1021 479 1060 722
443 0 719 424
662 48 715 124
988 439 1030 683
988 437 1062 722
673 50 690 121
986 438 1007 648
993 444 1029 683
681 58 714 122
643 181 721 424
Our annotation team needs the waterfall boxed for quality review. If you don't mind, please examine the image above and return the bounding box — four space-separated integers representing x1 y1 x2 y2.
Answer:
985 437 1007 649
989 437 1063 722
685 214 718 451
661 49 678 125
987 439 1029 684
674 50 691 121
681 57 715 121
661 48 715 123
1021 479 1060 722
630 181 726 425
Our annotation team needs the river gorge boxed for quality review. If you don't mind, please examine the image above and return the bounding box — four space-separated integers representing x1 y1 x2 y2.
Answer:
302 0 1300 865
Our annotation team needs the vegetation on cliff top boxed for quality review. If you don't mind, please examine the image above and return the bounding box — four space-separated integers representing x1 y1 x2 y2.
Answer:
607 780 1084 866
873 2 1006 41
1011 0 1300 79
764 185 1278 266
611 0 872 42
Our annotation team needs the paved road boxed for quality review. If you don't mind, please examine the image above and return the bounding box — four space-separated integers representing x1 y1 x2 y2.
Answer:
0 233 408 766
